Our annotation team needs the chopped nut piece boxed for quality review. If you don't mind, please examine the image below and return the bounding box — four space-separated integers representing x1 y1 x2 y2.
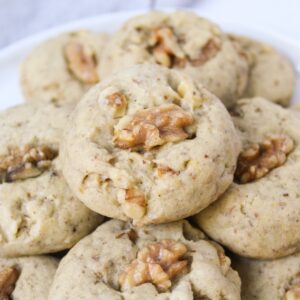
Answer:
119 240 188 292
116 229 138 243
64 41 99 84
149 26 185 68
285 283 300 300
106 92 128 117
156 164 179 176
148 27 220 69
0 267 20 299
235 134 294 184
0 145 58 183
113 104 194 150
190 39 221 66
123 188 146 220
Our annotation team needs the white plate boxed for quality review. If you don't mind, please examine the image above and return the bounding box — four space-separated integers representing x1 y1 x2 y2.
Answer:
0 9 299 111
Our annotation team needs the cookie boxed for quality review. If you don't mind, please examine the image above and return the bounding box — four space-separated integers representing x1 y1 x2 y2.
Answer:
0 255 58 300
49 219 241 300
229 34 295 106
232 253 300 300
100 11 249 108
0 102 103 257
61 64 241 226
21 30 108 105
194 97 300 259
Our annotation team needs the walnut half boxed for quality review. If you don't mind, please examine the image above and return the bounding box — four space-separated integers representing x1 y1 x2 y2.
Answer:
0 267 20 300
119 240 188 292
235 134 294 184
0 144 58 183
113 104 194 150
64 41 99 84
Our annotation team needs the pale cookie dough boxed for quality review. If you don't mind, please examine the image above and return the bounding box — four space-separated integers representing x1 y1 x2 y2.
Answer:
232 252 300 300
229 34 295 106
61 64 241 226
0 255 58 300
194 97 300 259
21 30 108 105
100 11 249 108
0 102 103 257
49 219 241 300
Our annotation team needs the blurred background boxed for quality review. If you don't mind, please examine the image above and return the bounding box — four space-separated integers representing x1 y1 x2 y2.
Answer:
0 0 299 48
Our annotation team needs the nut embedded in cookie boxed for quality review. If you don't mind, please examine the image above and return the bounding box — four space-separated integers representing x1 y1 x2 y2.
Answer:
105 92 128 118
119 239 188 292
113 104 194 150
148 26 186 68
64 41 99 84
0 144 58 183
123 188 147 219
235 134 294 183
0 267 19 299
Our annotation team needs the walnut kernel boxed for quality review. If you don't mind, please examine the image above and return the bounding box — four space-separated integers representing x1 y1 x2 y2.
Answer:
149 26 186 68
235 134 294 183
119 240 188 292
64 41 99 84
106 92 128 118
123 188 146 220
0 267 19 299
0 144 58 183
190 39 221 66
113 104 194 150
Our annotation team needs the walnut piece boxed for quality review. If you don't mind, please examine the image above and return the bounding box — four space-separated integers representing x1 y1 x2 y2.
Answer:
119 240 188 292
149 26 186 68
106 92 128 118
123 188 147 220
64 41 99 84
0 267 19 300
116 229 138 244
113 104 194 150
285 283 300 300
235 134 294 184
0 144 58 183
156 164 179 176
148 26 220 69
190 39 221 66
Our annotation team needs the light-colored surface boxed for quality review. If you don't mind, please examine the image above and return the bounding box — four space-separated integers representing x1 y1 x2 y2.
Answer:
194 97 300 259
0 102 103 257
229 34 296 106
0 255 58 300
61 64 240 225
49 219 241 300
232 253 300 300
0 10 299 111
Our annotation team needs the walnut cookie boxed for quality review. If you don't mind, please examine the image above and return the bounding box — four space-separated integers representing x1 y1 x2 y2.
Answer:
100 11 249 108
61 64 241 226
49 219 241 300
0 102 103 257
21 30 108 105
194 97 300 259
0 256 58 300
229 34 295 106
232 252 300 300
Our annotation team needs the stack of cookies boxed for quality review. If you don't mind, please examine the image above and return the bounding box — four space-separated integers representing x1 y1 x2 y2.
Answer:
0 11 298 300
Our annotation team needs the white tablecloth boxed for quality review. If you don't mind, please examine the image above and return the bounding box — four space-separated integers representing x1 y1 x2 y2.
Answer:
0 0 299 48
